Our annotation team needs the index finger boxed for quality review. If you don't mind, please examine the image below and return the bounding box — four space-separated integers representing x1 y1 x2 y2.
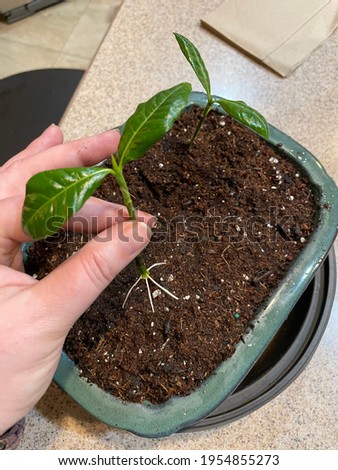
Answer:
1 130 120 198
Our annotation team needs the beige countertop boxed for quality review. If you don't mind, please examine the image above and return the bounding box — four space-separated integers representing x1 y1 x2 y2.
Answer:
20 0 338 450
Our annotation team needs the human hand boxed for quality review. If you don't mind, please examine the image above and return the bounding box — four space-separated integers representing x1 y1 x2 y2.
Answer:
0 125 152 435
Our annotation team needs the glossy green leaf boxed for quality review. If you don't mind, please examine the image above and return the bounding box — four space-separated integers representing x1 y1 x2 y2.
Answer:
22 167 112 240
174 32 211 98
117 83 192 167
216 98 269 139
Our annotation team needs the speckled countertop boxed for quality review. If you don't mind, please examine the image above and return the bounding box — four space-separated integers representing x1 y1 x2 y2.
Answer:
20 0 338 450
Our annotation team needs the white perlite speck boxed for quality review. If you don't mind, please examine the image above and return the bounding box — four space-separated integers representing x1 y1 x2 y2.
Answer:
152 289 162 299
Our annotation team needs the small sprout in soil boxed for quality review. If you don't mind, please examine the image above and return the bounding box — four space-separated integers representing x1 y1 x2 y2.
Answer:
234 312 240 319
22 83 191 311
174 32 269 143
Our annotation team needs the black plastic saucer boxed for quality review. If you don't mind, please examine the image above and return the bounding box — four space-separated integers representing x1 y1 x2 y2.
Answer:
0 68 84 164
182 248 336 432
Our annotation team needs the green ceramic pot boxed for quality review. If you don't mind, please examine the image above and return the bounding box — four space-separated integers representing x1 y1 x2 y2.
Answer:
53 92 338 437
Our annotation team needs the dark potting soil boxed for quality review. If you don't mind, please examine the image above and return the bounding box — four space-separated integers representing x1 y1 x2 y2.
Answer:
25 107 319 404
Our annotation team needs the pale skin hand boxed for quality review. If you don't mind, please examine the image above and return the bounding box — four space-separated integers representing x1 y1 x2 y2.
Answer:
0 125 153 434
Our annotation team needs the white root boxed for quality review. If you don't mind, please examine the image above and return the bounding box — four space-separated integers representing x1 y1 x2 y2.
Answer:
145 278 155 313
122 276 142 309
147 275 179 301
122 261 178 312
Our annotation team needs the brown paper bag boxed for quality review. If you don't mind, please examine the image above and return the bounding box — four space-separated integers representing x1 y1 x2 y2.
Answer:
202 0 338 77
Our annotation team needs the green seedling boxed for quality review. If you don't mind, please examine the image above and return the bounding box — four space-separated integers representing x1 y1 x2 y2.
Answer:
174 32 269 143
22 82 192 312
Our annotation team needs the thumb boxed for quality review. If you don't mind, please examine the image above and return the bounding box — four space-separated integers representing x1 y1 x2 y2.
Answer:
32 220 152 331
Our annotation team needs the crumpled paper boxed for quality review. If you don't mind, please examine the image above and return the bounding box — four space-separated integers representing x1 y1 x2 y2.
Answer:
201 0 338 77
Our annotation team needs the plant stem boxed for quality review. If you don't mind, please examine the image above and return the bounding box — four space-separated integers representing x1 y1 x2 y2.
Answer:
189 99 214 145
113 165 137 221
111 158 179 312
113 162 149 277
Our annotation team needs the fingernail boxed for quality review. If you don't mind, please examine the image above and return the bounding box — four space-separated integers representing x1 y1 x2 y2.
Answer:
42 123 55 134
136 212 157 229
100 129 120 154
102 128 120 137
123 221 152 256
42 123 63 143
145 215 157 229
111 127 121 135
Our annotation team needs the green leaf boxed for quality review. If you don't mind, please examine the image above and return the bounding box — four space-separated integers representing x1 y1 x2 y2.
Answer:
22 167 112 240
174 32 211 98
216 98 269 139
117 82 192 166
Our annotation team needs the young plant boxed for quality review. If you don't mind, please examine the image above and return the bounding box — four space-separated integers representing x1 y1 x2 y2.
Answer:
22 82 192 311
174 32 269 143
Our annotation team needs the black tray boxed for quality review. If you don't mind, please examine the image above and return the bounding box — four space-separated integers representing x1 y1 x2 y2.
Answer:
183 247 336 432
0 68 84 164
